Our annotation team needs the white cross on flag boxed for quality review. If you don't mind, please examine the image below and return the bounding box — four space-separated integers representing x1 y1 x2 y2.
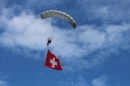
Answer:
44 50 62 70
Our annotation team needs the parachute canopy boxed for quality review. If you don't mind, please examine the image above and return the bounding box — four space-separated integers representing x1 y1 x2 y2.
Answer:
41 10 76 29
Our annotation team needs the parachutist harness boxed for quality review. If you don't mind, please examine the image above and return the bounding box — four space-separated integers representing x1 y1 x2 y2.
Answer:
47 37 53 46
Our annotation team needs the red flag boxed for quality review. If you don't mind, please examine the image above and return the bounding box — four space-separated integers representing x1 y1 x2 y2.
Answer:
44 50 62 70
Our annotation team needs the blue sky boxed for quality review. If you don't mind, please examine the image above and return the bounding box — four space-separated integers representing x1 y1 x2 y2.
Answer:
0 0 130 86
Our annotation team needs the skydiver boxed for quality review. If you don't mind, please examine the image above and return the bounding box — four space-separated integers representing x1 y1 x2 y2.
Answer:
47 37 53 46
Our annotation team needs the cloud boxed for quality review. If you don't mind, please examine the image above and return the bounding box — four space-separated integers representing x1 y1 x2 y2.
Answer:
58 76 89 86
75 0 130 25
0 9 52 49
25 0 61 8
0 80 9 86
92 75 108 86
61 24 130 71
58 75 108 86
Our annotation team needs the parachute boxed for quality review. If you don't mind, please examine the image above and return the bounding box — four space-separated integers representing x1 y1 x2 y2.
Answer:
41 10 76 28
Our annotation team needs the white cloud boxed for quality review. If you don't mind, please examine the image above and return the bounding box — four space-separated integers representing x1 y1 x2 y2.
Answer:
77 0 130 23
0 10 52 49
92 75 108 86
58 76 89 86
0 80 8 86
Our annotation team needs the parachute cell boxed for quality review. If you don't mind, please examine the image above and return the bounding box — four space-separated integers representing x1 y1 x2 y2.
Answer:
41 10 76 28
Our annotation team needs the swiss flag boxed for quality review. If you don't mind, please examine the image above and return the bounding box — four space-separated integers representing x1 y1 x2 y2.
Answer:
44 50 62 70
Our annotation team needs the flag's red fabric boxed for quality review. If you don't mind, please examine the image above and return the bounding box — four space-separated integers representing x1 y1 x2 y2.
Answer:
44 50 62 70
